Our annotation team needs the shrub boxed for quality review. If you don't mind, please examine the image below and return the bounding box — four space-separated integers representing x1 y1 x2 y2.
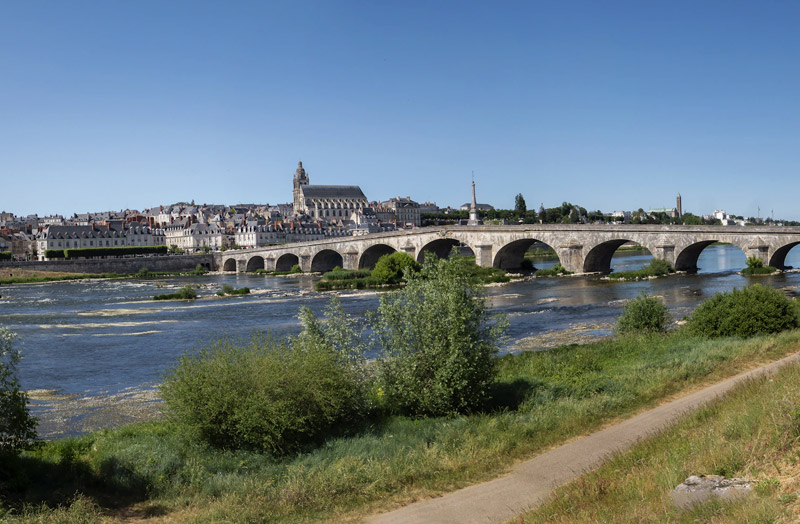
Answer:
0 327 37 455
616 294 671 335
371 252 420 284
535 263 572 277
741 256 777 275
153 285 198 301
289 264 302 274
685 285 800 338
608 258 673 280
161 298 368 454
0 251 11 261
373 255 507 416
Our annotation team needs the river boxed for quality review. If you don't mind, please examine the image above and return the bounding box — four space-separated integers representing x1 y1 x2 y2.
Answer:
3 244 800 438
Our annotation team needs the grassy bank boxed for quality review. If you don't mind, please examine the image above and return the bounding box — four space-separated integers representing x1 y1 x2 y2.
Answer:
0 271 128 285
0 266 209 285
521 357 800 523
5 330 800 523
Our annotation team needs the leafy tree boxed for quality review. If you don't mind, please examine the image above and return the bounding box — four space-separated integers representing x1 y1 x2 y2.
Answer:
0 327 37 455
371 252 420 284
514 193 527 214
372 255 507 416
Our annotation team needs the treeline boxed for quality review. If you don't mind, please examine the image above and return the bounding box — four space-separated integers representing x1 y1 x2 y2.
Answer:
44 245 169 259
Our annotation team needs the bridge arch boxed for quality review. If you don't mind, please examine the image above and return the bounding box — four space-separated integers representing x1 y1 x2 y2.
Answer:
583 239 655 273
276 253 300 272
245 256 264 272
769 241 800 269
417 238 475 262
675 240 749 272
359 244 396 269
222 258 237 272
311 249 344 273
493 239 559 270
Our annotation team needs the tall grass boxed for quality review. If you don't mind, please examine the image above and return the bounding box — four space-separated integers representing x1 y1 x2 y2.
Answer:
521 359 800 523
7 330 800 522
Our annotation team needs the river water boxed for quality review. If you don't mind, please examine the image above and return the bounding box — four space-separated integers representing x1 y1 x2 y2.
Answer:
3 244 800 438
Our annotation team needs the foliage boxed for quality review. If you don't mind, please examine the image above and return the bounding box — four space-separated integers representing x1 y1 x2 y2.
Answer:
514 193 527 214
220 284 249 295
742 256 777 275
684 285 800 338
372 255 508 416
187 263 208 275
535 263 572 277
616 294 671 335
0 251 11 260
321 268 372 281
371 252 420 284
44 245 169 259
289 264 302 274
0 327 37 456
161 298 368 454
607 257 674 280
153 285 198 301
168 245 185 254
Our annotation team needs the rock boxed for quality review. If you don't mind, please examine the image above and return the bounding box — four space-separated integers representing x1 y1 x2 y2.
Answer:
671 475 753 509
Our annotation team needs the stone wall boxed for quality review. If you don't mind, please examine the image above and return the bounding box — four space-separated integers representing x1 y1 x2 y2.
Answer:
0 254 215 274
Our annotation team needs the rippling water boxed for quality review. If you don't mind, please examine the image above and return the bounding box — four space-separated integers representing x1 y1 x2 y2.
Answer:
3 244 800 437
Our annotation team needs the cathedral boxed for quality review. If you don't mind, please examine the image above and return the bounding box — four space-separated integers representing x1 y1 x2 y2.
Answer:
292 161 369 221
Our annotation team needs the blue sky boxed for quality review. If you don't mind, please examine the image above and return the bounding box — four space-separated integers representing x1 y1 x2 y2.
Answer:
2 1 800 219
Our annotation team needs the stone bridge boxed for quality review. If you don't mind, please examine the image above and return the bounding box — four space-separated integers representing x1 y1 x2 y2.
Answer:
214 224 800 275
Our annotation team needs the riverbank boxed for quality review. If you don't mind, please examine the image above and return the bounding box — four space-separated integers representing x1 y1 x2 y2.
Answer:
520 355 800 523
5 329 800 523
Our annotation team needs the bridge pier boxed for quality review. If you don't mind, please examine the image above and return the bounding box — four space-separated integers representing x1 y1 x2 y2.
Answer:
652 245 676 268
473 245 494 267
557 244 584 274
343 251 359 270
299 255 312 272
265 256 276 271
745 245 769 266
237 259 247 273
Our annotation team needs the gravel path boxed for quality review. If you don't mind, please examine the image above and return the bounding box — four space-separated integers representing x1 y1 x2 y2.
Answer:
365 351 800 524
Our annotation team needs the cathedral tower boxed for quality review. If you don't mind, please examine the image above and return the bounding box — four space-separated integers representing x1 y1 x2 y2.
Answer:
293 161 309 215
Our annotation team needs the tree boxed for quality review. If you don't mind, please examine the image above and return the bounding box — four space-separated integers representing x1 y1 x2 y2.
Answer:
372 255 507 416
371 252 420 284
514 193 527 215
0 327 37 455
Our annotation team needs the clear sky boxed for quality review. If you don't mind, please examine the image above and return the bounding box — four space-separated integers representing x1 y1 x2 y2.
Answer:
2 1 800 219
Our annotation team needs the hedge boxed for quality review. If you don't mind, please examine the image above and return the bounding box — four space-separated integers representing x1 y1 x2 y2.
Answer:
46 245 169 259
0 251 11 260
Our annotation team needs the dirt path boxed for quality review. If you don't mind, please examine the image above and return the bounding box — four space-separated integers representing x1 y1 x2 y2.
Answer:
365 351 800 524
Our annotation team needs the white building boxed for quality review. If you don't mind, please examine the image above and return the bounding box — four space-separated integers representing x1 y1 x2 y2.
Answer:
164 221 224 252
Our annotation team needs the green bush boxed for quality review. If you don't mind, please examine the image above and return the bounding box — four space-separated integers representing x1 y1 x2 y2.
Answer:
220 285 249 295
321 268 372 281
616 294 671 335
535 263 572 277
608 257 674 280
741 256 777 275
0 251 11 261
373 255 508 416
685 285 800 338
289 264 302 274
0 327 37 456
161 298 368 454
371 252 420 284
153 286 198 301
